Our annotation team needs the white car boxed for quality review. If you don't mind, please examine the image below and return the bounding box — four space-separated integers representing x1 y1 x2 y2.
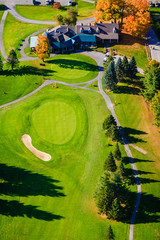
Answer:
155 1 159 7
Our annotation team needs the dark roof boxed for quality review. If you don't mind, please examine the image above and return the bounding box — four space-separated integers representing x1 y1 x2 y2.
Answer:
72 34 96 42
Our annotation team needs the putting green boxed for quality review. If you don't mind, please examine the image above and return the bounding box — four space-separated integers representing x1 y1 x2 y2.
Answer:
32 101 77 145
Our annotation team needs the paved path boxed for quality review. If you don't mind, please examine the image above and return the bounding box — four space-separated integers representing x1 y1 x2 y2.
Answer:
0 8 8 60
81 51 141 240
146 28 160 62
129 144 147 155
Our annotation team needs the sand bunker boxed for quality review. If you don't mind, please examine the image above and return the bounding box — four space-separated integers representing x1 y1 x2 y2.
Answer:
21 134 51 161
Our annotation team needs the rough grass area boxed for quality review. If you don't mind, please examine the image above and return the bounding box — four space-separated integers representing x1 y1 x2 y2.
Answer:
108 77 160 240
0 85 130 240
112 32 148 69
16 1 95 21
0 54 98 105
3 13 50 59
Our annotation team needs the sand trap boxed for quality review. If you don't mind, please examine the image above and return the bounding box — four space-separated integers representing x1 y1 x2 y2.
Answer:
21 134 51 161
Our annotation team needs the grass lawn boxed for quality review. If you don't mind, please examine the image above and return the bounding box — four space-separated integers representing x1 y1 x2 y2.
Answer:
0 84 131 240
24 46 37 58
16 1 95 21
3 13 50 59
0 54 98 105
112 32 148 69
107 77 160 240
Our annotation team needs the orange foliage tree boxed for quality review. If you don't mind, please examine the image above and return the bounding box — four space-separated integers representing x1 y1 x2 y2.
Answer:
35 34 50 62
94 0 151 37
124 0 151 37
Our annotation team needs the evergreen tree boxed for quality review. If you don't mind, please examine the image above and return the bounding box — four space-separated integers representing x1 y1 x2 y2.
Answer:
104 56 114 71
109 197 122 220
122 56 129 77
115 57 124 82
0 55 3 73
106 124 121 142
105 225 115 240
118 161 125 177
7 50 19 71
113 142 121 160
104 152 117 172
129 56 137 79
103 115 116 130
103 61 117 90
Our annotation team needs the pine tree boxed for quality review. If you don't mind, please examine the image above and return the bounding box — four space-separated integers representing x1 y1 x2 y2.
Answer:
103 61 117 90
0 55 3 73
113 142 121 160
105 225 115 240
129 56 137 79
103 115 116 130
118 161 125 177
122 56 129 77
106 124 121 142
7 50 19 71
104 152 117 172
109 197 122 221
115 57 124 82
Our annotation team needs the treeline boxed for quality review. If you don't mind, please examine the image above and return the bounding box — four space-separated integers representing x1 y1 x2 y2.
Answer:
103 55 137 91
142 60 160 127
94 115 130 222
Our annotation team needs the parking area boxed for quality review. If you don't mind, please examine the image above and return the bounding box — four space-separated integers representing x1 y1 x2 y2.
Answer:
0 0 69 6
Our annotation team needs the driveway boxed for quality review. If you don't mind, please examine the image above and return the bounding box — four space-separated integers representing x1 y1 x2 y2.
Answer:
146 28 160 62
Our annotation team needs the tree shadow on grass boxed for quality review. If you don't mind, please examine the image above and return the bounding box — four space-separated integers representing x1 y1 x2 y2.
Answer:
0 163 65 220
122 156 154 165
0 163 65 197
47 59 98 72
122 127 147 144
113 85 141 95
0 199 64 221
2 66 55 77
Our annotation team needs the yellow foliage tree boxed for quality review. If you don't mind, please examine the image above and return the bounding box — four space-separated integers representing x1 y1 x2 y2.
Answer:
35 34 50 62
94 0 151 37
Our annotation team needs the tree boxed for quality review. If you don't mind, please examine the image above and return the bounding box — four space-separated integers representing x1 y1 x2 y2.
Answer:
67 8 78 25
109 197 122 220
7 50 19 71
0 55 3 73
94 0 125 23
104 55 114 71
124 0 151 37
103 61 117 90
118 161 125 177
35 34 50 62
103 115 116 130
115 57 124 82
105 225 115 240
106 124 121 142
56 14 64 25
142 60 160 101
151 91 160 127
113 142 121 160
104 152 117 172
129 56 137 79
122 56 129 77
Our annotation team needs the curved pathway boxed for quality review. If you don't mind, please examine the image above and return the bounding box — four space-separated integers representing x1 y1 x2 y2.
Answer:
0 8 8 60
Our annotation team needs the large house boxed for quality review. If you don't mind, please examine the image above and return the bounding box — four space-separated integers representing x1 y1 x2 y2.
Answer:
30 22 119 53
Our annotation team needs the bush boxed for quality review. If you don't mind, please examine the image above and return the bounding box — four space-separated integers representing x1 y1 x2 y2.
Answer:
53 2 61 9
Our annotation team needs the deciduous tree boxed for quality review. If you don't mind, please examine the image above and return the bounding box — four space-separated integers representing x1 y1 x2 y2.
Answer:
151 91 160 127
35 34 50 62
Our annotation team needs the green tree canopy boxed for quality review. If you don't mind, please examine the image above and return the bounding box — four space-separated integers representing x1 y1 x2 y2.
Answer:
0 55 3 73
129 56 137 79
104 152 117 172
105 225 115 240
7 49 19 71
115 57 124 82
113 142 121 160
122 56 129 77
103 61 117 90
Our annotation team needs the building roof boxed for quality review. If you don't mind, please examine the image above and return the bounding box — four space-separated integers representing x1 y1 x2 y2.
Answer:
30 36 38 48
72 34 96 42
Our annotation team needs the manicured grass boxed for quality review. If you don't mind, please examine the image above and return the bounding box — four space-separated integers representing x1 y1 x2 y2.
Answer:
25 54 99 83
0 54 98 105
0 85 130 240
108 77 160 240
112 33 148 69
3 13 50 59
16 1 95 21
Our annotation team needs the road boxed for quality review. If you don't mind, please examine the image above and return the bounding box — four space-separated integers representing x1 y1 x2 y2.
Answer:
146 28 160 62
